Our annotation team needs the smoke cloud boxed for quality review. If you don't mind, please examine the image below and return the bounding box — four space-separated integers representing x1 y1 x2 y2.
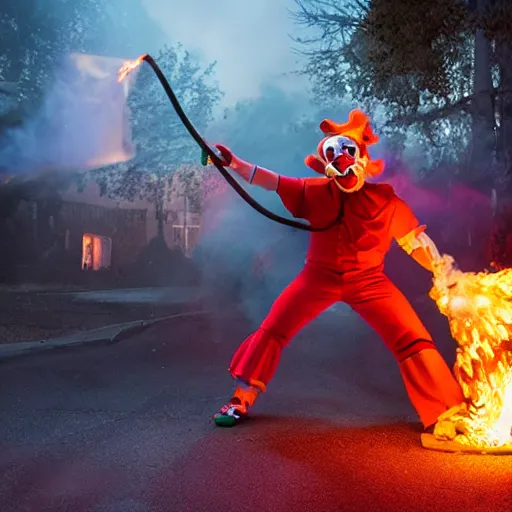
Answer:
196 181 308 326
194 107 495 327
0 53 139 176
194 98 323 325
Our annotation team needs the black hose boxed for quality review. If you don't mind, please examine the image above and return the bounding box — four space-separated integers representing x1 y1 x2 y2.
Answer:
141 54 343 232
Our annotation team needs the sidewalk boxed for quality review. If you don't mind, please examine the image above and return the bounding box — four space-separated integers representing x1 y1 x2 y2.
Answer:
0 286 205 344
56 286 202 305
0 310 208 362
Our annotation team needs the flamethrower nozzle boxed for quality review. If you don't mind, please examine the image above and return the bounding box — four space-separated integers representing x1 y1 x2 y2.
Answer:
201 146 223 167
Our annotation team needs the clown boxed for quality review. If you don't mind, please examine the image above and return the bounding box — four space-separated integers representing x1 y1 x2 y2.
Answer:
211 109 464 436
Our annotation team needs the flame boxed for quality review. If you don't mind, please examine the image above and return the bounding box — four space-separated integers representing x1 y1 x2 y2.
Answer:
117 54 146 83
430 255 512 447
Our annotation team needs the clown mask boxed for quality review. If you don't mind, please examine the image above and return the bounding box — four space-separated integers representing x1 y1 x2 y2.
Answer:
322 135 366 193
304 109 385 194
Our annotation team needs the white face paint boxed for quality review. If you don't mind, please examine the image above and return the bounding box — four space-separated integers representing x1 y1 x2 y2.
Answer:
321 136 366 193
321 136 359 162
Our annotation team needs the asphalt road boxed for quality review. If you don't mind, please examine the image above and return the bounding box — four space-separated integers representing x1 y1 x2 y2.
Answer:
1 303 511 512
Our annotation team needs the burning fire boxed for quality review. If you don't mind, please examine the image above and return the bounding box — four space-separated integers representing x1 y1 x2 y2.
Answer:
430 255 512 447
117 54 146 83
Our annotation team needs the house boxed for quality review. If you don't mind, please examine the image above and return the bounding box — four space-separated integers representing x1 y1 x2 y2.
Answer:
0 163 231 283
59 166 204 272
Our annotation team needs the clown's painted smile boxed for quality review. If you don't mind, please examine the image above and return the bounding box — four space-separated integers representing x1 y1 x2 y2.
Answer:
324 145 363 192
335 166 358 191
325 157 358 190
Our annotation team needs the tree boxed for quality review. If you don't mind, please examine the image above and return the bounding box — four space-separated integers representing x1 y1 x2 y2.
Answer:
88 44 223 239
0 0 166 113
292 1 472 140
470 0 497 185
485 0 512 189
172 164 204 214
127 44 222 170
291 0 512 189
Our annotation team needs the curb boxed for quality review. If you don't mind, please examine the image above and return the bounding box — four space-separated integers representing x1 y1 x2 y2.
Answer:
0 310 209 362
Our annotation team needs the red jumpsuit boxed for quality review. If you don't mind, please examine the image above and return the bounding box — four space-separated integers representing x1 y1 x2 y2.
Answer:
229 176 462 427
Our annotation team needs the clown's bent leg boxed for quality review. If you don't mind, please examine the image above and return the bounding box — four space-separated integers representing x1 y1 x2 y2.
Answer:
397 349 464 429
345 272 464 429
214 264 340 426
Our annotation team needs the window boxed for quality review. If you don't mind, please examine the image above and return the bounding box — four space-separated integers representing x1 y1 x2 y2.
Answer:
82 233 112 271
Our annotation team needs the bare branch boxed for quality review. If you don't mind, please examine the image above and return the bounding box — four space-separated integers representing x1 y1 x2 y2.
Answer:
386 88 512 127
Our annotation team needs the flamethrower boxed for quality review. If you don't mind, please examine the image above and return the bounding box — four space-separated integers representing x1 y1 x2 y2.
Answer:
117 54 341 233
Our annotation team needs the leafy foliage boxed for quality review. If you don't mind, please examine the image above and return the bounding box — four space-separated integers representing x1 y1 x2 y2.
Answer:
292 0 472 119
128 44 222 170
88 44 223 223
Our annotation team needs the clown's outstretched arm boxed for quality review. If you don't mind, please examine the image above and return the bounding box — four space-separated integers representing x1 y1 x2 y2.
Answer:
211 144 279 191
396 226 441 272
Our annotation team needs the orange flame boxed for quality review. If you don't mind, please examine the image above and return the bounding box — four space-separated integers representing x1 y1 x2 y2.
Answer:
117 54 146 83
430 255 512 447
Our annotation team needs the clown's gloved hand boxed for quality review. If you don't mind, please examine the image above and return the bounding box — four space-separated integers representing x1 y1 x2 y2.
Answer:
212 144 233 167
397 227 442 273
400 230 459 292
208 143 280 191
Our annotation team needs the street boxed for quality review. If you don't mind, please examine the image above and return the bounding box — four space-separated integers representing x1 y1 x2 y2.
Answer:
0 304 511 512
